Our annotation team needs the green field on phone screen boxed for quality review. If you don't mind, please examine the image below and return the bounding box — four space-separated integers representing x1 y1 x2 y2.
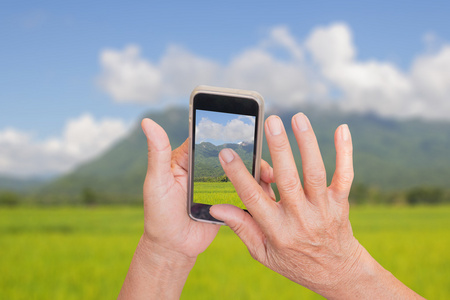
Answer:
194 181 245 209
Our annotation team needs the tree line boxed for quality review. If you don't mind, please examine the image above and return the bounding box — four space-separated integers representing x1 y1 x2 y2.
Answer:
194 174 229 183
1 184 450 206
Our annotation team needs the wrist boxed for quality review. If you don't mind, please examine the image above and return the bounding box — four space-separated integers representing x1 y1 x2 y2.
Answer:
136 234 197 281
322 243 424 300
118 235 197 300
136 234 197 269
323 243 381 299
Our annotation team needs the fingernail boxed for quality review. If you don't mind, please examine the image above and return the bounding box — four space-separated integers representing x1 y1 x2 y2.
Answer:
220 148 235 163
268 116 283 136
341 124 350 141
293 113 309 132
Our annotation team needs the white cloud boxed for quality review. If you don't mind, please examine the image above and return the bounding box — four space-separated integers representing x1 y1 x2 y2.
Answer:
196 117 254 144
306 23 355 66
306 23 450 119
98 45 162 103
306 23 417 118
98 24 450 121
0 114 129 178
160 45 221 98
98 45 220 104
411 46 450 118
265 26 304 61
97 26 327 106
224 47 322 105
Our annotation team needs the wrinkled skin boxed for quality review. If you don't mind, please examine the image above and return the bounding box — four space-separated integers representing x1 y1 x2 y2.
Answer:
210 113 423 299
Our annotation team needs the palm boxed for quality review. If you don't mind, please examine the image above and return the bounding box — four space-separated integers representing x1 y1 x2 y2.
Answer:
143 135 220 259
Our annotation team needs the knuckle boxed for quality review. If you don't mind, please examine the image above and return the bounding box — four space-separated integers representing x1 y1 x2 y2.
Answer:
229 214 247 237
333 171 354 194
279 172 302 195
304 169 327 188
342 148 353 157
227 162 247 181
147 142 171 155
270 136 290 153
240 186 262 207
302 137 318 152
226 166 239 179
339 171 354 186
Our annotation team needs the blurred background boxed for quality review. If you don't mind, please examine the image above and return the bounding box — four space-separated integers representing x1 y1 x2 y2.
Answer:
1 1 449 299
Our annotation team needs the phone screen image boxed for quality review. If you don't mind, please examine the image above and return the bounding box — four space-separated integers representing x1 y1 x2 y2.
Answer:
188 88 263 224
193 109 256 209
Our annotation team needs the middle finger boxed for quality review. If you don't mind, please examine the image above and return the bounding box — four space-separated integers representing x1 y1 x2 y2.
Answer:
292 113 328 205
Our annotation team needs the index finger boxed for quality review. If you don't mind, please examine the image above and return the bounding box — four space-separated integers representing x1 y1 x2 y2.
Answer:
218 148 277 230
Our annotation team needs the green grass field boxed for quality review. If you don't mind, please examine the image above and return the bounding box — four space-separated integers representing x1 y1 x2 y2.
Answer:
0 205 449 299
194 181 246 209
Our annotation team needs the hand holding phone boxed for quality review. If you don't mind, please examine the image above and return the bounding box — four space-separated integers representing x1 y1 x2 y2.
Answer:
187 86 264 225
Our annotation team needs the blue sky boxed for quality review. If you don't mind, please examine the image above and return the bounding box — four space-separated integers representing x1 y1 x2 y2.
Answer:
1 0 450 177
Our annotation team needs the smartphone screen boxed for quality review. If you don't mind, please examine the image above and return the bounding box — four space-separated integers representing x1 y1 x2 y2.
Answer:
188 89 263 224
194 109 255 209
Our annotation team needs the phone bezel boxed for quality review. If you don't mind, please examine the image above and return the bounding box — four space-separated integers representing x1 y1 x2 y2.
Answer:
187 86 264 225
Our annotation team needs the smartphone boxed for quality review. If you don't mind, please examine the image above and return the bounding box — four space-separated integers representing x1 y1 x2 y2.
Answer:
187 86 264 225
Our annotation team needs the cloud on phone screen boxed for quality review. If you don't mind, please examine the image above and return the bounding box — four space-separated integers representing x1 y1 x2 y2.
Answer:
196 116 254 145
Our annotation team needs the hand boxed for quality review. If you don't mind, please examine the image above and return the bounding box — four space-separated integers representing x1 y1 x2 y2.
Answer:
210 113 424 299
140 118 219 258
119 118 220 299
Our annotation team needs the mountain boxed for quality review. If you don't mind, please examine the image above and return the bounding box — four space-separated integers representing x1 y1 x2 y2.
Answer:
194 141 254 179
0 175 49 192
35 107 188 201
35 106 450 203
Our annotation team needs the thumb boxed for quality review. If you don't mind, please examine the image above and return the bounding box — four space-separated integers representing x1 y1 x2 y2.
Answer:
141 118 172 185
210 204 266 261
